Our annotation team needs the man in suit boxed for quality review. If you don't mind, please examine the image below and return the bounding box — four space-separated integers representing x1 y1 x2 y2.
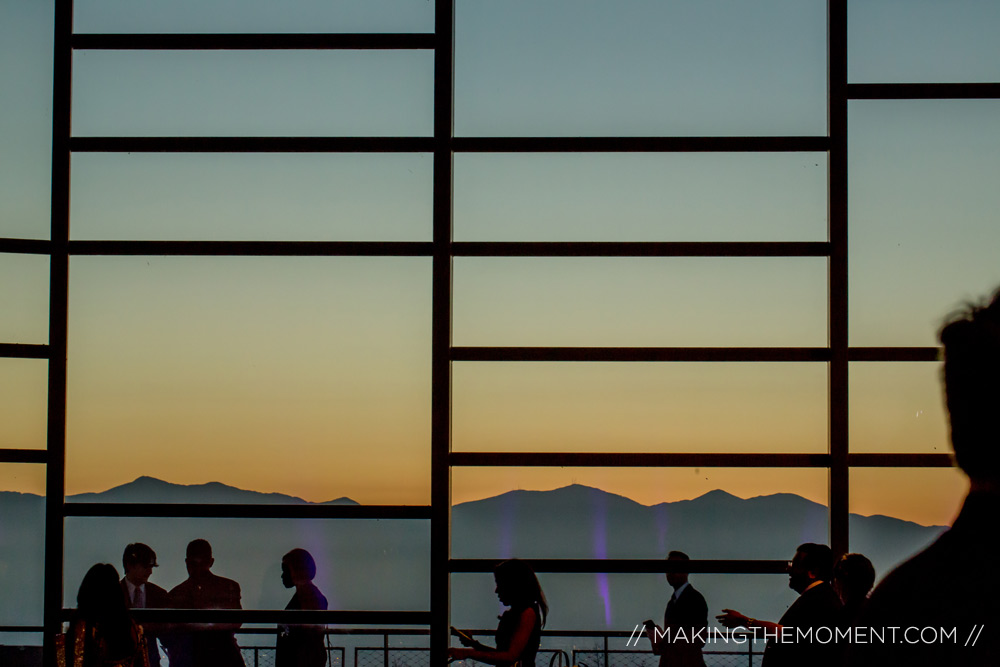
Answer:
644 551 708 667
717 543 841 667
850 288 1000 666
120 542 171 667
166 539 246 667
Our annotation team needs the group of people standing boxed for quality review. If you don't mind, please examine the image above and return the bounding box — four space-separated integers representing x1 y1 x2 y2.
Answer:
62 540 327 667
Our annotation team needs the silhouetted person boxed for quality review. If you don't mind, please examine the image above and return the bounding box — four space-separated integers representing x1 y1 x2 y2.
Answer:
643 551 708 667
851 288 1000 666
449 559 548 667
165 539 245 667
63 563 151 667
717 543 841 667
276 548 328 667
120 543 171 667
831 553 874 627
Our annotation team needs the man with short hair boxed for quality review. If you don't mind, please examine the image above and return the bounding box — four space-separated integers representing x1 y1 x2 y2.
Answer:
643 550 708 667
120 542 171 667
167 539 245 667
717 543 841 667
851 288 1000 666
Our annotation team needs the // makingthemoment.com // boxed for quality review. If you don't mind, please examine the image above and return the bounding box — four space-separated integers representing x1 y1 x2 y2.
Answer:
625 624 985 648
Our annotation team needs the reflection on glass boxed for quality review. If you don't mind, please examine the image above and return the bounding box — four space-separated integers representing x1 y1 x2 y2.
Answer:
67 257 431 504
63 518 428 611
454 153 827 242
0 358 48 450
849 363 948 453
849 468 965 580
455 0 826 137
0 464 45 626
71 153 433 241
0 0 52 240
849 100 1000 346
849 0 1000 83
0 253 49 344
451 467 829 557
74 0 434 34
72 50 434 137
453 363 826 453
454 257 827 347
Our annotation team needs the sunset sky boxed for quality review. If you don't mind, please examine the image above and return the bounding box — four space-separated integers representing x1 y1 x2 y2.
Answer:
2 1 999 529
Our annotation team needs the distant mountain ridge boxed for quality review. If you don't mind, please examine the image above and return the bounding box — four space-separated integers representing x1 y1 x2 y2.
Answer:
1 478 949 632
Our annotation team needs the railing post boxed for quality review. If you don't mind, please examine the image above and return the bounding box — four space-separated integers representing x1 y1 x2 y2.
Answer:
383 631 389 667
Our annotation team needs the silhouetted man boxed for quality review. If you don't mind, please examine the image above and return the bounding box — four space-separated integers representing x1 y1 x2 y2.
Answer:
851 288 1000 666
166 539 245 667
643 551 708 667
120 542 171 667
717 543 841 667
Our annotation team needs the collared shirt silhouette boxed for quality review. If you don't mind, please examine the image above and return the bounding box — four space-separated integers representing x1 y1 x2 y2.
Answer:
119 543 170 667
644 551 708 667
165 539 245 667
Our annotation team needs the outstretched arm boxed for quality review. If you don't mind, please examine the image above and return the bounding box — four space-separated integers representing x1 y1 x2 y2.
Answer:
716 609 781 633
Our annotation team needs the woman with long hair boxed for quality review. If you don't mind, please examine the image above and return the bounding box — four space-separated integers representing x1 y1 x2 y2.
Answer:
449 559 548 667
61 563 150 667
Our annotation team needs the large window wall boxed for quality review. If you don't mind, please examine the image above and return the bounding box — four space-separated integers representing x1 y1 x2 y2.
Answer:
2 1 996 665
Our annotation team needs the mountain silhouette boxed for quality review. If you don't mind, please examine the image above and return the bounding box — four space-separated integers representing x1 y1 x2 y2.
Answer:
1 479 947 633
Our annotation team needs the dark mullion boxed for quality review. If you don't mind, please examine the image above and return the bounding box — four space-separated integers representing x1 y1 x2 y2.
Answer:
64 503 431 519
79 609 430 625
0 343 50 359
0 449 48 464
71 33 436 51
0 238 50 254
828 0 850 559
453 241 831 257
430 2 455 666
450 559 789 574
69 137 435 153
453 136 829 152
451 453 831 467
848 454 953 467
848 82 1000 100
452 347 831 362
848 347 939 362
68 240 433 257
44 2 73 666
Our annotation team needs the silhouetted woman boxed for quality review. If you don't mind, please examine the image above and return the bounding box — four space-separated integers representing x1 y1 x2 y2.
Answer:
276 549 328 667
61 563 151 667
449 559 548 667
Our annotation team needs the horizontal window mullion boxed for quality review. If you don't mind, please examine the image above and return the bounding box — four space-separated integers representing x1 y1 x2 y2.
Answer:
847 454 953 467
69 137 436 153
452 347 832 362
453 136 830 153
0 449 48 463
67 240 433 257
847 347 939 362
453 242 831 258
0 238 51 254
450 452 831 467
450 559 788 574
0 343 50 359
71 33 437 51
66 609 429 625
848 82 1000 100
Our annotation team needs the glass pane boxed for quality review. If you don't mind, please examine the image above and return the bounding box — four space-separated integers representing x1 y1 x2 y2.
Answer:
66 256 431 504
452 468 829 560
72 50 434 137
71 153 433 241
850 362 948 454
63 518 428 611
74 0 434 34
454 258 827 347
0 358 48 450
0 253 49 344
453 363 827 453
0 0 52 240
849 468 965 578
849 0 1000 83
0 464 45 627
849 100 1000 346
454 153 828 242
455 0 827 137
453 571 796 653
